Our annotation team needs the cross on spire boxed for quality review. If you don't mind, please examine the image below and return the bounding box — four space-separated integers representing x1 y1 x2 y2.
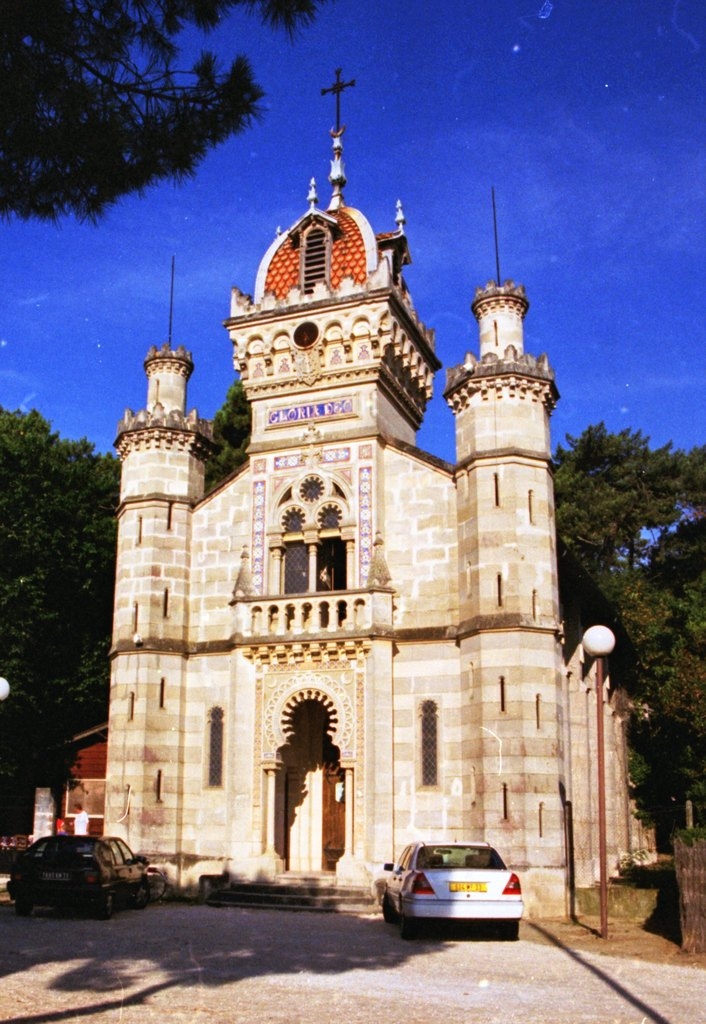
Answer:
321 68 355 134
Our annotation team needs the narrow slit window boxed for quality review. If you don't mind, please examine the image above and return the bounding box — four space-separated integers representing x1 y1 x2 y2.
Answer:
156 769 163 802
163 588 169 618
494 472 500 507
538 801 544 838
532 589 538 621
132 602 139 633
128 691 135 722
137 516 143 545
497 573 503 607
535 693 541 729
420 700 439 787
166 502 173 531
499 675 506 712
502 783 509 820
528 489 534 524
159 677 166 709
208 707 224 787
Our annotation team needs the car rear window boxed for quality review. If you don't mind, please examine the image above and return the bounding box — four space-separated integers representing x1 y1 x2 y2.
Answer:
25 838 97 867
417 845 505 869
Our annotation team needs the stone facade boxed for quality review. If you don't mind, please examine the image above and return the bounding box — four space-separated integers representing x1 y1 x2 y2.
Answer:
105 137 636 916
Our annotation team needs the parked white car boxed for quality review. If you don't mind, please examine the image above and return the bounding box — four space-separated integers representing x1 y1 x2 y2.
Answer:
381 841 524 940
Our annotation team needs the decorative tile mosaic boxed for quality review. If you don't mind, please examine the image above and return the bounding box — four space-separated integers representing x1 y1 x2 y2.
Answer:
252 458 267 475
322 447 350 463
359 444 373 460
252 480 266 593
267 396 353 426
274 453 304 470
359 466 373 585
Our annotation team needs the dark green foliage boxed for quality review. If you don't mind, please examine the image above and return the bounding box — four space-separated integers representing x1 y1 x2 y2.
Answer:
675 827 706 846
0 1 327 221
554 426 706 841
0 409 120 821
205 378 251 490
554 423 681 580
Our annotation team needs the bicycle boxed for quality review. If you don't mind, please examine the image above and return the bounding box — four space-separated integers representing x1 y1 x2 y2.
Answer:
145 864 168 901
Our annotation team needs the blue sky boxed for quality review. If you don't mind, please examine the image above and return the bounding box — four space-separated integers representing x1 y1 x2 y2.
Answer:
1 0 704 464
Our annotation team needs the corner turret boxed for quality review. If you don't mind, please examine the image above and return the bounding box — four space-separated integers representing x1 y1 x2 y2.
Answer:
471 280 529 357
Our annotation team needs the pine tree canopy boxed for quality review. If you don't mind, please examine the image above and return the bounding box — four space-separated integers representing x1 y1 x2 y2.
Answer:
0 1 327 221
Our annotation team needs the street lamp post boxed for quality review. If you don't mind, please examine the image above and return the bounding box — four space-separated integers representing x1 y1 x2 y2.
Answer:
582 625 616 940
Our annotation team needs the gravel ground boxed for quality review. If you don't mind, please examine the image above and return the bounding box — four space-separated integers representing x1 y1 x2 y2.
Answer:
0 900 704 1024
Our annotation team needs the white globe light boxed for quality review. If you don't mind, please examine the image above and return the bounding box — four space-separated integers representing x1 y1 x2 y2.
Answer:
0 677 9 701
582 625 616 658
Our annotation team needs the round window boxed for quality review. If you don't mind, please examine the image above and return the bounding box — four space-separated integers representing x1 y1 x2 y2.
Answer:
293 321 319 348
299 476 325 503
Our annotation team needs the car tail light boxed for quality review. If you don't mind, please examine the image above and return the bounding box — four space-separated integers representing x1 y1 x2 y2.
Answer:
10 870 23 882
410 871 435 895
502 873 522 895
85 872 100 885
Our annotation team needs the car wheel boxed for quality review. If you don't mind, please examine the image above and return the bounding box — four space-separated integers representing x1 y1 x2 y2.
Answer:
98 892 114 920
399 912 416 940
132 880 150 910
382 894 397 924
14 898 33 917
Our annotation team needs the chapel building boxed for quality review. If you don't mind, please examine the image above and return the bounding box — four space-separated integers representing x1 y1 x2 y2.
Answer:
104 127 635 915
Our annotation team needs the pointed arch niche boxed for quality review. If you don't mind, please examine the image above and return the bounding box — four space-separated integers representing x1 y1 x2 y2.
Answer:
261 674 356 874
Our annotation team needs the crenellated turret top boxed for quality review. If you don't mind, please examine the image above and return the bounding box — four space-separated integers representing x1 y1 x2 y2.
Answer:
471 280 529 358
445 278 558 427
114 342 212 460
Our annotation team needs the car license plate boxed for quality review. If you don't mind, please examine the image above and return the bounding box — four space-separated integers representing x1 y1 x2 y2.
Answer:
41 871 70 881
449 882 487 892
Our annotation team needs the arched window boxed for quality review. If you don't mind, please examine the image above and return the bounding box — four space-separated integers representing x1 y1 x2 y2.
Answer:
208 707 224 787
279 484 350 593
420 699 439 787
282 504 307 594
284 541 308 594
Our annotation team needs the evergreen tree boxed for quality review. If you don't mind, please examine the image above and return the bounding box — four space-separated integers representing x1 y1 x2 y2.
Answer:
554 423 681 581
0 409 120 828
205 378 251 491
1 1 327 221
554 427 706 840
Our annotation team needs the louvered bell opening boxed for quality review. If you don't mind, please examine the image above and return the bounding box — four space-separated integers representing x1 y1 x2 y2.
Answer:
303 229 327 292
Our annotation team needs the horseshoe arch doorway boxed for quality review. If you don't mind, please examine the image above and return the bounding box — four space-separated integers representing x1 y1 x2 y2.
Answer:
276 696 345 873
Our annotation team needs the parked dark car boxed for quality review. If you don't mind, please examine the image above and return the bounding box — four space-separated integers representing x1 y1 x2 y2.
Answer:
8 835 150 919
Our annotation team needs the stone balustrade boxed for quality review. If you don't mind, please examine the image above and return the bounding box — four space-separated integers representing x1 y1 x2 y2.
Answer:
232 589 393 640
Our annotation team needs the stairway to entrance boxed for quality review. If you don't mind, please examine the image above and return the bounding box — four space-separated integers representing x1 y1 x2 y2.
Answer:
205 874 379 914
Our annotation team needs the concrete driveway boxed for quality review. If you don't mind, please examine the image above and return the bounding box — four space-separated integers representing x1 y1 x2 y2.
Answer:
0 901 703 1023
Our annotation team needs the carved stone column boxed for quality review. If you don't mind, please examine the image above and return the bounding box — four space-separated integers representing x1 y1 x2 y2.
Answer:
259 764 284 878
336 764 367 885
343 767 354 857
270 545 283 595
307 539 318 592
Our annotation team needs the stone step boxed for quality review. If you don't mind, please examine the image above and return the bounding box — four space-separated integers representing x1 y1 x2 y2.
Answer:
205 878 378 914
